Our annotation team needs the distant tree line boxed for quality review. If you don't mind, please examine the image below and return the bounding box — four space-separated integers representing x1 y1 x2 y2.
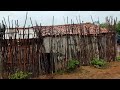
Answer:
100 21 120 35
100 21 120 44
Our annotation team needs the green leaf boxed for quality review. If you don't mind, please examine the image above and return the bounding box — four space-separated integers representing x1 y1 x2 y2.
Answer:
91 58 107 68
9 71 32 79
67 59 80 72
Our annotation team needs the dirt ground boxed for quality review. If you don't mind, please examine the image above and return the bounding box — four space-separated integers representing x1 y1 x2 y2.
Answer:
35 61 120 79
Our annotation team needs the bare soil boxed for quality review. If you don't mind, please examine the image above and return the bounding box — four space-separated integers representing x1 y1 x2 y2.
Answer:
35 61 120 79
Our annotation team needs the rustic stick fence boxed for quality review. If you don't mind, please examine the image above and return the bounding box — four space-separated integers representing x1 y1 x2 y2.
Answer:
41 16 117 72
0 16 117 79
0 17 51 78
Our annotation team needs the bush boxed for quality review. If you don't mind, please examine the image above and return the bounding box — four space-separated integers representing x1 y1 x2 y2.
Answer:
56 69 65 75
116 56 120 61
67 59 80 72
9 71 32 79
90 58 107 68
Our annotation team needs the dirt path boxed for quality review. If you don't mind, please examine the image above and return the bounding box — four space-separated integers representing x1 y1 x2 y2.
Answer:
36 61 120 79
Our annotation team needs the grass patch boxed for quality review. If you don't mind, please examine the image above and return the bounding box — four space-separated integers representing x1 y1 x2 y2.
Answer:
55 59 80 74
55 69 66 75
9 70 32 79
66 59 80 73
116 56 120 61
90 58 108 69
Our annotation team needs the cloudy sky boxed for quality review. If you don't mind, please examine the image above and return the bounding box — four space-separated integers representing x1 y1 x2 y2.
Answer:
0 11 120 27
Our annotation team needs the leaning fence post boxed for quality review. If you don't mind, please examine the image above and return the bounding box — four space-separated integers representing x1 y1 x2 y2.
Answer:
0 35 2 79
0 23 1 79
0 23 6 79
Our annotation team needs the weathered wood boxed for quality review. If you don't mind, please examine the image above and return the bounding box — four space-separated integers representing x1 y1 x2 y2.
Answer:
0 17 117 79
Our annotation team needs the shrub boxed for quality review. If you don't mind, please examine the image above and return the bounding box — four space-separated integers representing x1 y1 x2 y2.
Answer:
56 69 65 75
116 56 120 61
90 58 107 68
9 71 32 79
67 59 80 72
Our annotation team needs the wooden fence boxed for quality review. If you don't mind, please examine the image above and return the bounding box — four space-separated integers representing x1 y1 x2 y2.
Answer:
0 23 55 78
0 17 117 79
43 27 116 72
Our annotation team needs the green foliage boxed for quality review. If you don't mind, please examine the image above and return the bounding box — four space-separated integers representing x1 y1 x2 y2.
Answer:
116 21 120 35
56 69 65 75
67 59 80 72
99 23 108 28
99 21 120 35
9 71 32 79
116 56 120 61
90 58 107 68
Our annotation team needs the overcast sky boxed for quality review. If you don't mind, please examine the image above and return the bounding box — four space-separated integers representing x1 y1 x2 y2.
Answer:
0 11 120 27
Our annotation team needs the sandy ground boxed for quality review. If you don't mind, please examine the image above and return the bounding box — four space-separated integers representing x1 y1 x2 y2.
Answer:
35 61 120 79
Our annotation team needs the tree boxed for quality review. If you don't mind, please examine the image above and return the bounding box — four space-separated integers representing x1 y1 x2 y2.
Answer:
100 22 120 35
99 23 108 28
116 21 120 35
